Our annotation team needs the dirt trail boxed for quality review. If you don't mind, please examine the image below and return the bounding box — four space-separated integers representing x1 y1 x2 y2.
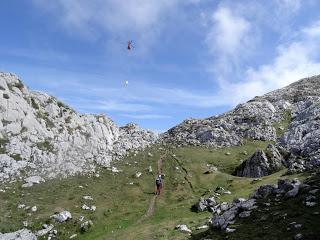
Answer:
137 153 166 224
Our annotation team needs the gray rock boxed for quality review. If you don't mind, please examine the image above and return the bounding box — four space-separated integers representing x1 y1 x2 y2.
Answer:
253 185 276 199
211 206 238 230
225 227 236 233
80 220 93 232
192 197 216 212
239 199 256 211
0 229 37 240
294 233 303 240
35 224 54 237
239 211 251 218
175 225 192 233
51 211 72 222
0 73 158 182
235 144 284 178
306 201 317 207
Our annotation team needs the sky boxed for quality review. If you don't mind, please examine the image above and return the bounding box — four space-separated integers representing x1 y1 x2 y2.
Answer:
1 0 320 132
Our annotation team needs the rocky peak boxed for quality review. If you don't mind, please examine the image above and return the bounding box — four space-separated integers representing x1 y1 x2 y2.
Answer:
0 72 158 182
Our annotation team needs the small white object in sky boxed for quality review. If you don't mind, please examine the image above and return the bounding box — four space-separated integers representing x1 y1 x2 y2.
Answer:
125 80 129 86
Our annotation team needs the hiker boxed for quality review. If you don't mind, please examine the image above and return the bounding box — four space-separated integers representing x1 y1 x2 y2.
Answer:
155 175 163 195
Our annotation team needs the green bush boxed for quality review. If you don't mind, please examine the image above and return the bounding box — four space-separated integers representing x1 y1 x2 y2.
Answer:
0 137 9 154
31 98 39 109
11 154 22 161
36 139 54 153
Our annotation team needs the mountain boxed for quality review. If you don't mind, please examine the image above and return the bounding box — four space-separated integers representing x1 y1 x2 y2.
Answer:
0 73 319 240
0 72 158 182
163 75 320 175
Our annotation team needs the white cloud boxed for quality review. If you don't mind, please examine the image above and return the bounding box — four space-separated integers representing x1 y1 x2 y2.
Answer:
31 0 202 56
204 6 255 78
206 7 251 56
76 100 152 113
31 0 197 50
215 19 320 105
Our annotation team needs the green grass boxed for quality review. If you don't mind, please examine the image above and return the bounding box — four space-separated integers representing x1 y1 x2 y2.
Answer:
273 110 292 138
0 141 310 240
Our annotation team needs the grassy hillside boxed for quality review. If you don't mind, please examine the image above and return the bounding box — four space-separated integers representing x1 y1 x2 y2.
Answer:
0 141 308 239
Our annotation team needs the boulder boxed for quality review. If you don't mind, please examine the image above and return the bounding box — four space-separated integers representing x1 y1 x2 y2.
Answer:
22 176 45 188
192 197 217 212
80 220 93 232
239 211 251 218
235 144 284 178
51 211 72 223
35 224 54 237
0 229 37 240
253 185 276 199
175 225 192 233
211 206 238 230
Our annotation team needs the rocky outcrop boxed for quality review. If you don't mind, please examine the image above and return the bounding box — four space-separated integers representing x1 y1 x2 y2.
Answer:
0 229 37 240
0 73 158 182
235 144 285 178
209 178 304 232
279 99 320 172
163 98 279 147
164 75 320 173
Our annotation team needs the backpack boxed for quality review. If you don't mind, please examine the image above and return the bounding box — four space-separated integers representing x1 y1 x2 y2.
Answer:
156 178 162 185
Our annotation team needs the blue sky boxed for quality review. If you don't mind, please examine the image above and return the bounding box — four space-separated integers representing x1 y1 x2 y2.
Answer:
1 0 320 132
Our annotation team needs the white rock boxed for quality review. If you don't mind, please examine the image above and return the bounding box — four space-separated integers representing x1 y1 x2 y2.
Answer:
225 227 236 233
31 206 37 212
82 204 96 211
83 196 93 200
135 172 142 178
175 224 192 233
51 211 72 222
36 224 54 237
306 201 317 207
69 234 77 239
17 204 26 209
196 225 208 230
0 229 37 240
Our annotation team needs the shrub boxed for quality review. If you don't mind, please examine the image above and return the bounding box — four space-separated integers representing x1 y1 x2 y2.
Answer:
36 139 54 153
0 137 9 154
31 98 39 109
2 119 11 126
11 154 22 161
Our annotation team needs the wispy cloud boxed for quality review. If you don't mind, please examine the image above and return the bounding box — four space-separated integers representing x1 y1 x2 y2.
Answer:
120 114 172 119
31 0 199 54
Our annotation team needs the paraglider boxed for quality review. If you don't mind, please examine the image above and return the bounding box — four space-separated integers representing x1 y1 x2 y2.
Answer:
127 40 134 51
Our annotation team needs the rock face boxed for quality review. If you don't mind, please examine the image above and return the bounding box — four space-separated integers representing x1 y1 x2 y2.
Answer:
163 99 280 147
163 75 320 173
0 229 37 240
0 73 158 182
235 144 285 178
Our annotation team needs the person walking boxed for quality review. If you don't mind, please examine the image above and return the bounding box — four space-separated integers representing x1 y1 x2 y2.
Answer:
155 175 163 195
